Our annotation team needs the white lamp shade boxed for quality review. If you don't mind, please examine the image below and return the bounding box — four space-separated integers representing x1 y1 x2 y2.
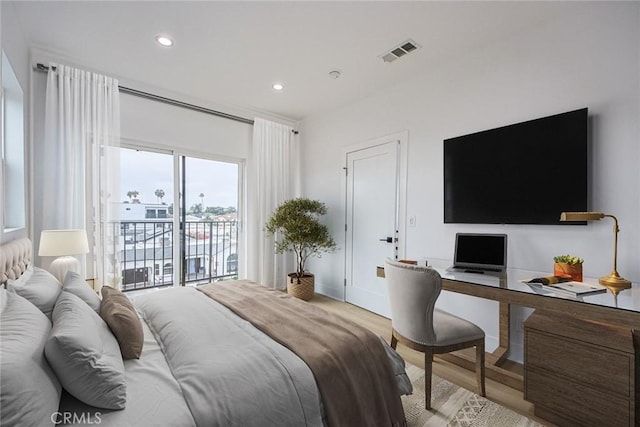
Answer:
38 229 89 257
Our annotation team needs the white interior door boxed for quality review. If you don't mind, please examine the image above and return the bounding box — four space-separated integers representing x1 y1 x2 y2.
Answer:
345 140 399 317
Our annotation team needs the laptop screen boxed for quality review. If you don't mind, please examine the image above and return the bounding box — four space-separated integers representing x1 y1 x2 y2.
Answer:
453 233 507 272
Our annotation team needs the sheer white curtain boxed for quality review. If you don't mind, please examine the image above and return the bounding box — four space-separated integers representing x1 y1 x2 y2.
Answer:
37 64 120 290
246 118 299 289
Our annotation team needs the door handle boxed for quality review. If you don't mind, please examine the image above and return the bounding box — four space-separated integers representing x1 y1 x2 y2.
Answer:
379 237 393 243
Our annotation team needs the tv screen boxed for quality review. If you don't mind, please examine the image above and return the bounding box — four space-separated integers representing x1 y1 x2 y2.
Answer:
444 108 588 225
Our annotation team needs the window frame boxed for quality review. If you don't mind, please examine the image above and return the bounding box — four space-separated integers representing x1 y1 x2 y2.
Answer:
1 50 26 237
118 139 245 288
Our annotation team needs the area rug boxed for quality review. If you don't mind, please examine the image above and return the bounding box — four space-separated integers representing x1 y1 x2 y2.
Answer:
402 363 544 427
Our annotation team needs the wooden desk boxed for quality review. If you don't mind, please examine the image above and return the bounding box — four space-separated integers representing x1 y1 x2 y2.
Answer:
377 261 640 391
524 310 638 426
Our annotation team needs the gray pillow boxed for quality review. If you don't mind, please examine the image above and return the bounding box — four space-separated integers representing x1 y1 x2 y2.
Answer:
63 270 101 313
100 286 144 359
0 288 61 427
45 291 126 410
6 266 62 321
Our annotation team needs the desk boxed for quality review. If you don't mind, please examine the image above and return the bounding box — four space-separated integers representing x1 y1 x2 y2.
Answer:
377 260 640 389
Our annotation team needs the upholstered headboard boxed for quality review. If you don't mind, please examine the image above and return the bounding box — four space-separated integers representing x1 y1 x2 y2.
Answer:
0 238 32 284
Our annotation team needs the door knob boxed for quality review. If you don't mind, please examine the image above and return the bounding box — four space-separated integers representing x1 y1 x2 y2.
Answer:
379 237 393 243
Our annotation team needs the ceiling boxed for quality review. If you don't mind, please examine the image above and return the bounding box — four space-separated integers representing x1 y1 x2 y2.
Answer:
10 1 596 122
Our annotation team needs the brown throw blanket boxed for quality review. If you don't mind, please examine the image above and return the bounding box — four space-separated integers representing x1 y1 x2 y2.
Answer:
198 281 406 427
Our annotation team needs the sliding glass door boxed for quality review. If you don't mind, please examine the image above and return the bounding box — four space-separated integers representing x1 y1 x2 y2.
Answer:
118 146 241 291
181 156 239 286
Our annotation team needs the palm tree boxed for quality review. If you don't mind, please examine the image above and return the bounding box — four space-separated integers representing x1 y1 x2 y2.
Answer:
199 193 205 207
155 189 165 204
126 190 139 202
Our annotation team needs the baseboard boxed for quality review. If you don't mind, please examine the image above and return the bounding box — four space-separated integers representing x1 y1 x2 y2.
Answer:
315 283 344 301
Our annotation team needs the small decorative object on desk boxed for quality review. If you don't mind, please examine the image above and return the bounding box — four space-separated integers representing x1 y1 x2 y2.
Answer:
553 254 583 282
527 275 573 285
524 276 606 296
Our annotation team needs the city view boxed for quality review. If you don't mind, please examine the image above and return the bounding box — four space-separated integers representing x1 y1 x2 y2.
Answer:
116 148 239 291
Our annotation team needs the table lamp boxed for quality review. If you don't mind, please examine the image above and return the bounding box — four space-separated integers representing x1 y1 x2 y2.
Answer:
38 229 89 283
559 212 631 289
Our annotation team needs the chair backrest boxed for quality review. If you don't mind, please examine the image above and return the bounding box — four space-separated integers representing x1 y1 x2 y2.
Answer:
384 258 442 345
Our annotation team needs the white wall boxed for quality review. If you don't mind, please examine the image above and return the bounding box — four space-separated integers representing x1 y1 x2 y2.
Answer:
300 4 640 362
120 94 252 160
29 46 256 162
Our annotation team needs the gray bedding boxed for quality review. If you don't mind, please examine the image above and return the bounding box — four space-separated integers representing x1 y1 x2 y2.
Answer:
58 310 196 426
59 286 410 426
60 287 323 426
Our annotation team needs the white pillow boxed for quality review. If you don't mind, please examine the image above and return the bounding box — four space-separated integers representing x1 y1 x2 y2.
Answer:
45 291 126 410
63 271 101 313
0 288 61 426
6 266 62 321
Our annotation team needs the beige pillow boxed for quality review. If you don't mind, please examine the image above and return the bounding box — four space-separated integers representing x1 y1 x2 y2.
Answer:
100 286 144 359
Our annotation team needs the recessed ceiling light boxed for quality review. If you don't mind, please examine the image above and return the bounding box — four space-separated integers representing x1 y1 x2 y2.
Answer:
272 83 284 91
155 35 174 47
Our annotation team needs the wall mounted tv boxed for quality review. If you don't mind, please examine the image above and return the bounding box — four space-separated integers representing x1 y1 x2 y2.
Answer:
444 108 588 225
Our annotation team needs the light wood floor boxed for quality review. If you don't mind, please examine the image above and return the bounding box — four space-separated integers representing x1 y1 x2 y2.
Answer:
307 293 553 426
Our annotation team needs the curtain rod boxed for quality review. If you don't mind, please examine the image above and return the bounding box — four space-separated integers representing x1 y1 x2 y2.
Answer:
34 63 255 126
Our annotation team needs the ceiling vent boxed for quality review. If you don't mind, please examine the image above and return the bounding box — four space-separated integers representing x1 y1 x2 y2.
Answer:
379 39 421 63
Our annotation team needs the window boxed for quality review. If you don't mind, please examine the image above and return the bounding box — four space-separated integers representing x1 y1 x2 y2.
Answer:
122 267 149 286
1 51 25 233
163 262 173 275
227 253 238 274
118 145 241 290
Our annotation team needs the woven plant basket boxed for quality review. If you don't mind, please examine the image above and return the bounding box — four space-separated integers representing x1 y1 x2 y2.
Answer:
287 273 315 301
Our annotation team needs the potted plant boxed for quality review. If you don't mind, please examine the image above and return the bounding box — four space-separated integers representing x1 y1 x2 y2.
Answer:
553 254 584 282
265 198 337 300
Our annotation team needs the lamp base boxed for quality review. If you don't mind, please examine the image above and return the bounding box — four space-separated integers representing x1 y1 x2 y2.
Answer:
598 274 632 288
49 256 81 283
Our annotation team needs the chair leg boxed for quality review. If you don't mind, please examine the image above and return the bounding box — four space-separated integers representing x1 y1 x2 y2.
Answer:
476 339 486 397
424 349 434 410
390 333 398 350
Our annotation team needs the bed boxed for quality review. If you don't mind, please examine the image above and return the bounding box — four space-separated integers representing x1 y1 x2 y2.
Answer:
0 238 411 427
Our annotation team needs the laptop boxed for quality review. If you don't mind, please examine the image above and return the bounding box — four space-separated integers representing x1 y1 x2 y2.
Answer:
448 233 508 275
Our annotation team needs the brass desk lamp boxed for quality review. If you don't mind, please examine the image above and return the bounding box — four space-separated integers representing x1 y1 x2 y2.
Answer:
560 212 631 289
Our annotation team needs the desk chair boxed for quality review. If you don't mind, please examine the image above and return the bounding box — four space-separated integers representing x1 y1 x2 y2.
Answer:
384 258 486 409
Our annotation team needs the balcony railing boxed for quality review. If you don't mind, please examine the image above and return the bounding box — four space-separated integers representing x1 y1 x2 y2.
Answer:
114 220 238 292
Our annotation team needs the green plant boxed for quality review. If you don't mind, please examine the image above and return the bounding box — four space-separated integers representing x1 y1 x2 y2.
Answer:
553 254 583 265
265 198 337 283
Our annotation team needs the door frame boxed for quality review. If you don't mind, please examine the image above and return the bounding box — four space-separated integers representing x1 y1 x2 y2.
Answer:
341 130 409 301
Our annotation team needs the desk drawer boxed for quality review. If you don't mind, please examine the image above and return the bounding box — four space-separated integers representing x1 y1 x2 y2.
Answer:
526 329 631 397
526 366 630 427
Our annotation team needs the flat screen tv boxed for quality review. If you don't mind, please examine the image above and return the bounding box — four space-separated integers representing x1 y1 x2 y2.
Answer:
444 108 588 225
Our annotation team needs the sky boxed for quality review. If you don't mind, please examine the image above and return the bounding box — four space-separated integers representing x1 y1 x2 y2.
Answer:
119 148 238 210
